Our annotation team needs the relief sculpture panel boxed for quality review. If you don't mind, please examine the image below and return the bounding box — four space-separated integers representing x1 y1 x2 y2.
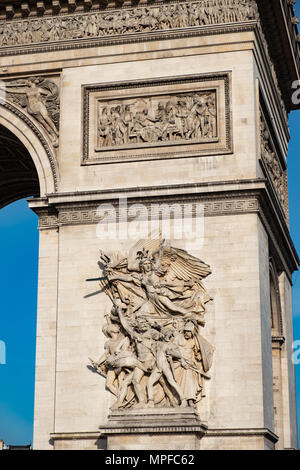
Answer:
83 73 231 164
97 91 217 150
260 110 287 216
89 237 214 410
0 0 258 53
0 76 60 148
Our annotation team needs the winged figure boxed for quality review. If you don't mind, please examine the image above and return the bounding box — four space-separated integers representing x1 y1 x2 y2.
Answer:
98 238 212 324
89 238 214 409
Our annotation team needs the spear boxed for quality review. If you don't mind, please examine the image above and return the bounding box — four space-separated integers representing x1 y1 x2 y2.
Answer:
86 276 108 282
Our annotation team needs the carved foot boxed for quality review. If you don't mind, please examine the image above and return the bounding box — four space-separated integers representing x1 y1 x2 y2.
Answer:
145 400 155 408
134 402 147 409
180 399 187 407
110 401 123 410
187 399 196 407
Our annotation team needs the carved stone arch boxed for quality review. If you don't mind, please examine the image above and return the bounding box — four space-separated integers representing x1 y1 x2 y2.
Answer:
269 258 283 337
0 101 58 208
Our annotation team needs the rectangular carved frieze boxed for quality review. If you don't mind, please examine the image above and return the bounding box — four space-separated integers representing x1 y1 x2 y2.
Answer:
96 91 217 151
83 73 232 164
259 108 288 218
0 1 258 50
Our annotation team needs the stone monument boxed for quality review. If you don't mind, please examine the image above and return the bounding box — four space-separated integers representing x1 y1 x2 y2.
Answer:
0 0 299 450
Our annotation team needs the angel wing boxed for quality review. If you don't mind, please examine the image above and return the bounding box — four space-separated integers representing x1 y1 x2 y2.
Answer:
160 246 211 282
38 78 60 130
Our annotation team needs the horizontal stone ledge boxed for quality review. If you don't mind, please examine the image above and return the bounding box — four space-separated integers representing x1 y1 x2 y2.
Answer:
42 179 267 205
50 426 278 442
100 426 207 435
50 431 101 440
205 427 278 443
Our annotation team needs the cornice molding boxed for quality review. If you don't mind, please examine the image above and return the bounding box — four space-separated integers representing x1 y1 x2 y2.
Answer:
28 179 299 279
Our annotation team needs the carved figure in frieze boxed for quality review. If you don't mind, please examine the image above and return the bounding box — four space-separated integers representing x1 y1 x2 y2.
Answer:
113 311 158 408
97 91 217 148
173 321 214 406
0 0 258 48
90 312 149 399
146 328 188 407
1 77 60 147
260 114 286 209
88 237 214 409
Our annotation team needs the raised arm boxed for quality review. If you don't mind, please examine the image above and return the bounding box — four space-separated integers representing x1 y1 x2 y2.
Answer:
1 85 28 94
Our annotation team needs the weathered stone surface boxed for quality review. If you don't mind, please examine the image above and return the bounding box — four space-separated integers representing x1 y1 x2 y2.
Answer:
0 0 298 451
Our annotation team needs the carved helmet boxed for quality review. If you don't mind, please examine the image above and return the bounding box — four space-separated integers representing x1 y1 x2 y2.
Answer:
183 321 195 332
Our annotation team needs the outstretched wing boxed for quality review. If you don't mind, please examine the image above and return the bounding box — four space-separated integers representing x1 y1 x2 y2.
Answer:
38 77 60 130
161 246 211 282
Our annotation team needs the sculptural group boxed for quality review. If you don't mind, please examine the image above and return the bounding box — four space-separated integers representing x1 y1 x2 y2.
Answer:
89 238 214 409
97 92 217 147
0 0 258 48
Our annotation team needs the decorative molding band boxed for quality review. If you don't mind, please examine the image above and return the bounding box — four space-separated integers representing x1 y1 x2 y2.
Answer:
37 197 259 229
100 425 207 434
31 180 298 279
0 100 59 191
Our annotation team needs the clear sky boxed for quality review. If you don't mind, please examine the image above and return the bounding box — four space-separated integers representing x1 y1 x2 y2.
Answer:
0 199 38 445
1 13 300 449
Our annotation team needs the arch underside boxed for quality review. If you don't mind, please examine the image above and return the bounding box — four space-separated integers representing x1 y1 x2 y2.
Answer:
0 124 40 209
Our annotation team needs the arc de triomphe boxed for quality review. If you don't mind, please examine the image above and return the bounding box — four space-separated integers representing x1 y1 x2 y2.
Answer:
0 0 299 450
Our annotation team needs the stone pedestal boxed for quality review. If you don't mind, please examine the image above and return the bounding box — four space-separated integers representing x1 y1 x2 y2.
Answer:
100 407 207 450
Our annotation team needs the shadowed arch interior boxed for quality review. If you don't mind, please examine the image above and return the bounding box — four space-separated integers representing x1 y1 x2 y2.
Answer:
0 124 40 209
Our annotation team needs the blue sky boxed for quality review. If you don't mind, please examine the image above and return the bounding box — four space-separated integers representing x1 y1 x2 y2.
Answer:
0 200 38 445
1 15 300 448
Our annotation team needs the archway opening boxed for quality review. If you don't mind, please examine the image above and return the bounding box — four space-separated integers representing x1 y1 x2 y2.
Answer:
0 124 40 209
0 125 40 446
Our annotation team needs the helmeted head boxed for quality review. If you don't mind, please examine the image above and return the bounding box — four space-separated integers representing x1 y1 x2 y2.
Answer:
183 321 195 339
137 248 154 273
